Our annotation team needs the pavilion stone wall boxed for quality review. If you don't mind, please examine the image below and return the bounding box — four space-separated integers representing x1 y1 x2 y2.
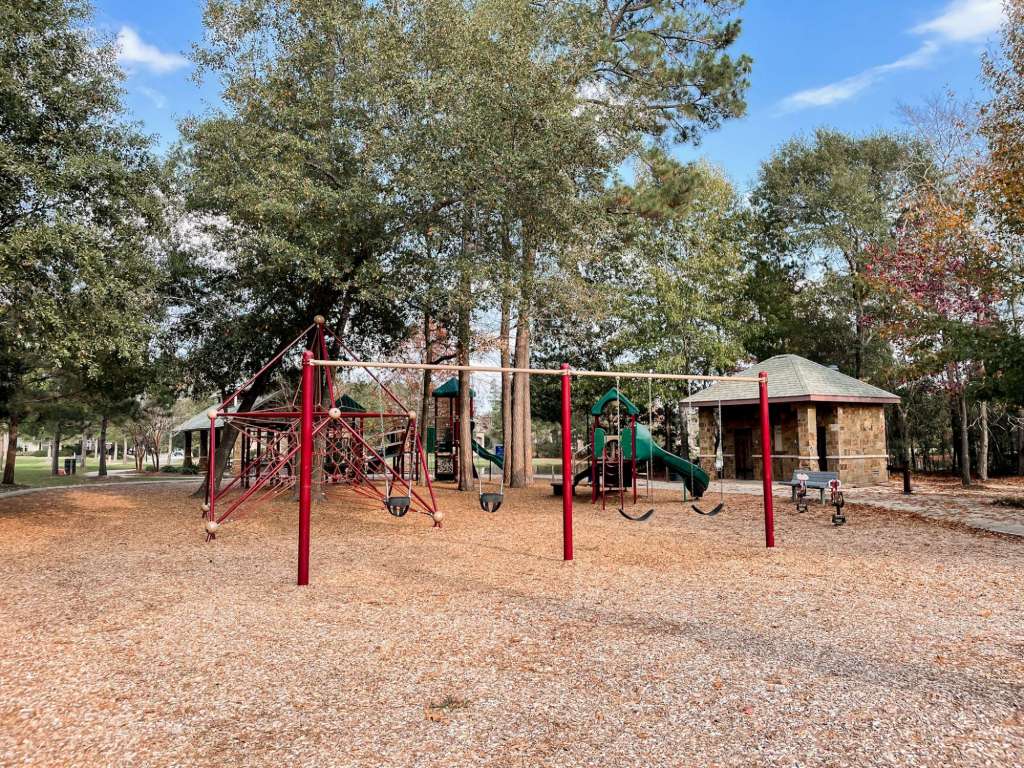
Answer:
701 404 803 481
835 405 888 485
697 402 889 486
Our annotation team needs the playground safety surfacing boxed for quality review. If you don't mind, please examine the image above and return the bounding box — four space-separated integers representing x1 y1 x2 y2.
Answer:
1 483 1022 766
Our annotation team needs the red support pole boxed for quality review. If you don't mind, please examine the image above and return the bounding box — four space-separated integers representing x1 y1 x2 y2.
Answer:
758 371 775 548
207 414 216 521
560 364 573 561
298 350 314 585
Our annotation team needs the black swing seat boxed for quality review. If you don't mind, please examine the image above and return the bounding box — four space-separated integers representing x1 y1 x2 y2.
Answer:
385 496 411 517
479 492 503 513
619 507 655 522
692 502 724 516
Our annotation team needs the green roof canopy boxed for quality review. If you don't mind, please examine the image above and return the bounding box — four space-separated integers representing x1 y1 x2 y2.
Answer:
337 394 365 412
432 377 475 398
591 387 640 417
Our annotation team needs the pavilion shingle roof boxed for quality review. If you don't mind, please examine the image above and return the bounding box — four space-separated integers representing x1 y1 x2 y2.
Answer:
683 355 899 406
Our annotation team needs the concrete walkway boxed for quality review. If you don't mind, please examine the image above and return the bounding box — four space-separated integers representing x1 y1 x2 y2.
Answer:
709 478 1024 538
0 477 197 501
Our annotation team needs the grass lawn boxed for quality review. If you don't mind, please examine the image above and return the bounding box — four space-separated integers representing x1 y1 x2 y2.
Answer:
0 455 186 490
471 457 564 478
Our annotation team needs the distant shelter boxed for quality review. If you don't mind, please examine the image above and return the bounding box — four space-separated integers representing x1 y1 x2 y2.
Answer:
684 355 899 486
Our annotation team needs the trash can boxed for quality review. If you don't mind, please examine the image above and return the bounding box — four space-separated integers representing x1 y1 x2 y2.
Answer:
64 458 74 475
70 458 77 475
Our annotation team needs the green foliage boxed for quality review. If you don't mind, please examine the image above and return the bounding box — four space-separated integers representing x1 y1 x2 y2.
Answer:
0 0 165 424
170 0 417 401
533 159 747 419
981 0 1024 238
748 128 926 379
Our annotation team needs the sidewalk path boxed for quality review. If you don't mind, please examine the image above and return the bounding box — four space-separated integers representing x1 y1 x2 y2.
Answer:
0 477 197 501
706 477 1024 538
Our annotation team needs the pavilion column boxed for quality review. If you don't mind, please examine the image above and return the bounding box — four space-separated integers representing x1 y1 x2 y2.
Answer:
833 407 844 474
183 431 193 468
199 428 209 472
796 404 817 471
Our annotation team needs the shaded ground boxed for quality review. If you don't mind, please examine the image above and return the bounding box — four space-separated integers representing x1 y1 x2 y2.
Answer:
0 482 1022 767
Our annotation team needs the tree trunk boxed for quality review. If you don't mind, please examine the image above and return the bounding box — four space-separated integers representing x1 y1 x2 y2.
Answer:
2 415 18 485
419 311 433 444
896 403 912 493
51 428 62 475
500 224 515 486
1018 407 1024 476
959 392 971 487
950 397 960 475
98 416 109 477
183 431 192 468
457 369 474 491
456 266 474 492
509 235 535 488
897 402 911 473
499 283 513 488
978 400 989 482
853 293 866 381
80 431 88 472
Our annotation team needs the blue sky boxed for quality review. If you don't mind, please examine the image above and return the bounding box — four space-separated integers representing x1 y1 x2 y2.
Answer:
95 0 1004 191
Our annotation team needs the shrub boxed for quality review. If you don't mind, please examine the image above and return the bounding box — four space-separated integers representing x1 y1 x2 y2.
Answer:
160 465 179 473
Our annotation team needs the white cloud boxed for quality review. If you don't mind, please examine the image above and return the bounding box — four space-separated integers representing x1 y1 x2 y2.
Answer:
881 41 942 72
912 0 1003 43
116 26 187 74
780 72 876 111
778 0 1003 113
780 42 938 112
138 86 167 109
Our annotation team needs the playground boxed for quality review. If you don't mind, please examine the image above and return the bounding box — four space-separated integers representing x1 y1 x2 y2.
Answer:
1 481 1021 766
7 2 1024 766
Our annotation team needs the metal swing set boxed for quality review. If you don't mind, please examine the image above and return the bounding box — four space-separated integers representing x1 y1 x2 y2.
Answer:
200 318 777 585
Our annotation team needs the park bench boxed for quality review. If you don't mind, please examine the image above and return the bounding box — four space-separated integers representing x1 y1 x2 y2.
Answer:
783 470 839 504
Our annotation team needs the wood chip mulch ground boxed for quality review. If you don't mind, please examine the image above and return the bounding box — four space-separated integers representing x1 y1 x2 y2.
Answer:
1 482 1022 767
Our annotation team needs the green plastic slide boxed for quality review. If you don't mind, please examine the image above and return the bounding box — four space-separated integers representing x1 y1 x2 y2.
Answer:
471 439 504 470
621 423 709 499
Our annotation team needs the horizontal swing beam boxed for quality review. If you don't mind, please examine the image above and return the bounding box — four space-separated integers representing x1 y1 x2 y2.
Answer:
310 359 762 383
226 410 412 420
